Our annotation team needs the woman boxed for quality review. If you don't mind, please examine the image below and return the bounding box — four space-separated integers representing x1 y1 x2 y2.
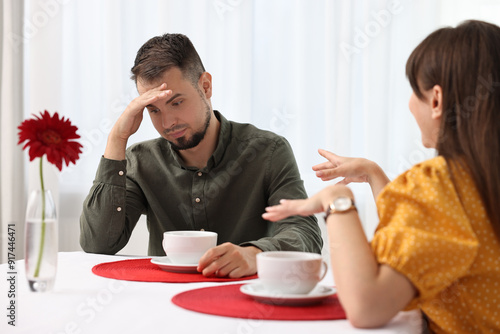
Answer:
263 20 500 333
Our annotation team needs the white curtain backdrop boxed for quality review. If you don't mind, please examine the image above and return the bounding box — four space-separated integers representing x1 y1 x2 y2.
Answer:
2 0 500 261
1 0 26 263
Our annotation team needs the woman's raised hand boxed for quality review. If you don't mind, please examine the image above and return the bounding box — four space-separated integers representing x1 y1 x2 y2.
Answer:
262 184 354 222
313 149 390 199
313 149 372 184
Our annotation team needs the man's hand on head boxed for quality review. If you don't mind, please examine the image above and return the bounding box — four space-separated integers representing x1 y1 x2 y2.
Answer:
104 82 172 160
197 243 262 278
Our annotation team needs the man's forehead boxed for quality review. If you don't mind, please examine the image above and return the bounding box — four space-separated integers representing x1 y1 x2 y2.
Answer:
136 67 185 94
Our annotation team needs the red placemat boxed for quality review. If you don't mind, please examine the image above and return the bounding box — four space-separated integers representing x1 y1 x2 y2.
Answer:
172 283 346 321
92 258 258 283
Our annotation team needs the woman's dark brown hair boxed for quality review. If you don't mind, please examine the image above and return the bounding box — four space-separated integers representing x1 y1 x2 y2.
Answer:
406 20 500 240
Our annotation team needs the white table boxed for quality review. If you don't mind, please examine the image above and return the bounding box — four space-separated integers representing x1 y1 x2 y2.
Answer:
1 252 422 334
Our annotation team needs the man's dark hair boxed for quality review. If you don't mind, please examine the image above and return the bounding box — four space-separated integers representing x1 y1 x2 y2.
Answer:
130 33 205 85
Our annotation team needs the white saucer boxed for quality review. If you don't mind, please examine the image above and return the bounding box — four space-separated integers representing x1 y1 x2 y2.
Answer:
150 257 199 273
240 283 336 306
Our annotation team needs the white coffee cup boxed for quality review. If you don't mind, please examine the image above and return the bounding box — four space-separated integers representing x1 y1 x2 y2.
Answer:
162 230 217 264
257 251 328 295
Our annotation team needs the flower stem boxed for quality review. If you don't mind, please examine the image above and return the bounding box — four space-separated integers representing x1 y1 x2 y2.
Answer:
33 158 46 278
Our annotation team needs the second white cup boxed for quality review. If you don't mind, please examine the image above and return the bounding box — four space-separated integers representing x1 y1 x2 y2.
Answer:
257 251 328 295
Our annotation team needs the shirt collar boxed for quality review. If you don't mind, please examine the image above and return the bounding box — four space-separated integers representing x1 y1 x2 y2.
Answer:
163 110 230 171
206 110 230 170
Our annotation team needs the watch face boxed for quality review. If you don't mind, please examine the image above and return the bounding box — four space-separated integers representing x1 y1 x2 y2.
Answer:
334 197 352 211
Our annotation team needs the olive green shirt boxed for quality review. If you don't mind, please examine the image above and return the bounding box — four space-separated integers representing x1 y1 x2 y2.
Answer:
80 111 322 255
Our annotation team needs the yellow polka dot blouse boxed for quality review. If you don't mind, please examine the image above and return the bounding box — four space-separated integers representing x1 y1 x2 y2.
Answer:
371 156 500 334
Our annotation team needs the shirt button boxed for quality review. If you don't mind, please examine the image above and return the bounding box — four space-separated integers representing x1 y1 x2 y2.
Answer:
195 198 201 203
197 172 202 176
118 171 124 176
116 207 122 212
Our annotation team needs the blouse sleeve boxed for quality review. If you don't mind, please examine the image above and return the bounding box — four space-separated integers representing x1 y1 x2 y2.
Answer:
371 157 479 307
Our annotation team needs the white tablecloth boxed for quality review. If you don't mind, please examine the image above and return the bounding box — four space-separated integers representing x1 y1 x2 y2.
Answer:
1 252 422 334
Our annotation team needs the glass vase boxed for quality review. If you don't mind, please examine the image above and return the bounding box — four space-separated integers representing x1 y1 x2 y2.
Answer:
24 189 58 292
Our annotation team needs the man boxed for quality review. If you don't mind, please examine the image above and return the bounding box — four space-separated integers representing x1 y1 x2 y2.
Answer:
80 33 322 278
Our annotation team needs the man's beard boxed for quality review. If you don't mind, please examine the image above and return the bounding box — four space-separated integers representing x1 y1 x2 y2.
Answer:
167 102 212 151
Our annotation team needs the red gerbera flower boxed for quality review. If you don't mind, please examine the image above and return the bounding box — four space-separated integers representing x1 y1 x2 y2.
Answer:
18 110 83 170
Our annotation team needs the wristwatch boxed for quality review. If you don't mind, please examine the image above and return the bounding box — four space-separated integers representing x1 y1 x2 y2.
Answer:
324 196 357 220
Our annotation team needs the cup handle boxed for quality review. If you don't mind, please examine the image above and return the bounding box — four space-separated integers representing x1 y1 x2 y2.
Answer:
319 260 328 281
